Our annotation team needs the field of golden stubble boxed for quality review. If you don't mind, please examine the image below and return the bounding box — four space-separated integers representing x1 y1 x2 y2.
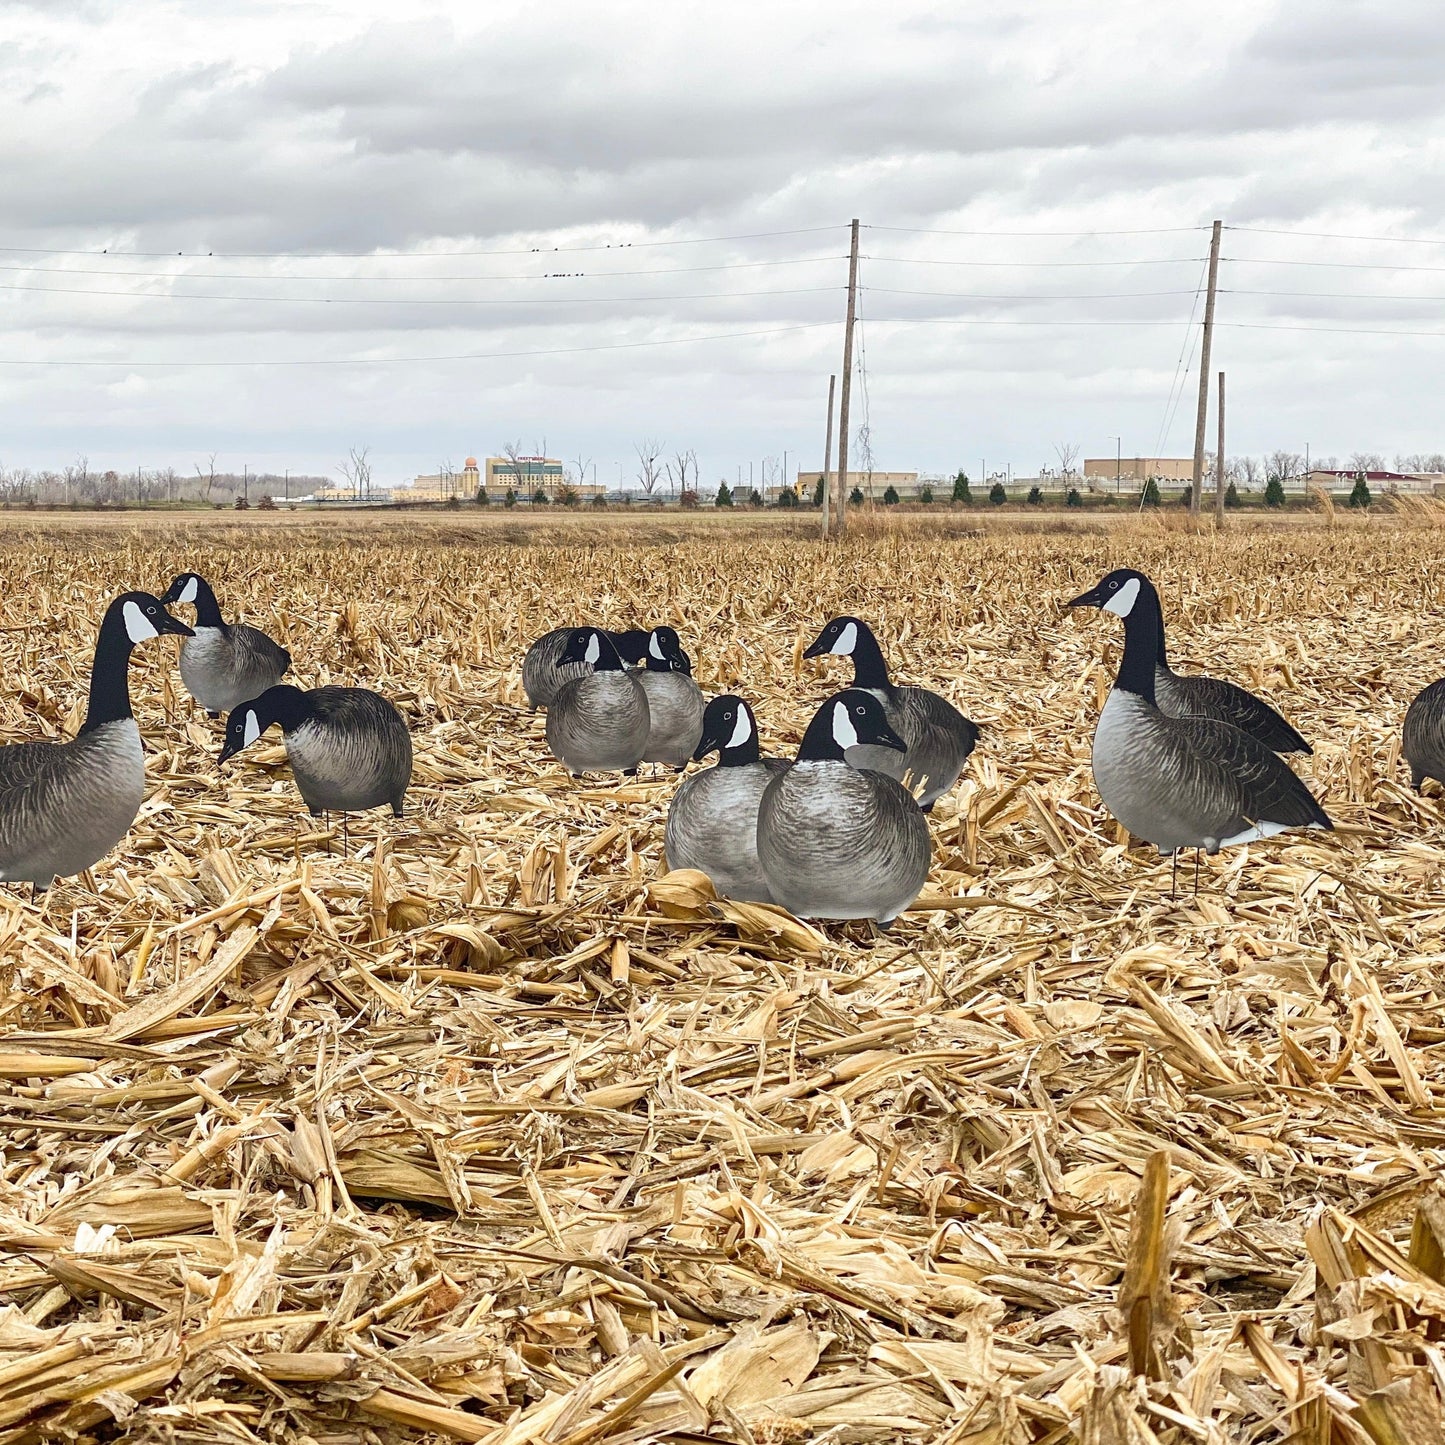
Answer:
0 508 1442 1445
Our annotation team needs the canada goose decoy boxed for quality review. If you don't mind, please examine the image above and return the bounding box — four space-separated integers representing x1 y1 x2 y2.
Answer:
1069 568 1331 892
635 627 704 771
545 628 651 777
522 626 650 709
665 695 789 902
756 689 932 927
1403 679 1445 791
1147 580 1310 754
219 684 412 849
160 572 291 718
803 615 978 811
0 592 192 891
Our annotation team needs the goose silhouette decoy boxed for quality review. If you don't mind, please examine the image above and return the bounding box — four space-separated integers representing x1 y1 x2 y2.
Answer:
803 615 978 811
635 626 704 771
220 684 412 849
522 626 650 709
0 592 192 891
756 689 931 927
665 695 788 902
545 628 651 776
161 571 292 717
1403 678 1445 792
1069 568 1331 891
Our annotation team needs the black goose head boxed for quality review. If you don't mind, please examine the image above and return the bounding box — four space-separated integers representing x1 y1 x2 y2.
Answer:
83 592 193 733
644 626 692 674
219 684 309 763
160 572 223 627
105 590 195 643
802 616 891 691
1066 568 1164 699
694 694 761 765
797 689 907 763
558 626 624 671
1066 568 1155 617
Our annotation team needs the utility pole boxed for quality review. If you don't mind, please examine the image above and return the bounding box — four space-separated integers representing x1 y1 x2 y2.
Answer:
1215 372 1226 522
1190 219 1222 511
833 218 860 534
284 468 289 503
243 464 249 506
821 373 836 536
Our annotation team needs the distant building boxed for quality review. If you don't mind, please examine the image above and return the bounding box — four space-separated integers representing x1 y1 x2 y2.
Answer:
788 470 922 501
409 455 605 502
1304 468 1445 494
1083 457 1193 487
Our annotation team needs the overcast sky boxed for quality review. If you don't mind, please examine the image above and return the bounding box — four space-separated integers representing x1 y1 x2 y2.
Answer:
4 0 1445 488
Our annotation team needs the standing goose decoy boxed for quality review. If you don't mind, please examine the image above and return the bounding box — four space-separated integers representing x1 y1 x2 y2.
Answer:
636 626 705 771
219 685 412 848
665 695 789 903
1069 568 1332 891
160 572 292 718
803 616 978 811
545 628 651 777
756 689 932 927
522 626 650 710
1403 679 1445 791
1147 581 1311 754
0 592 192 890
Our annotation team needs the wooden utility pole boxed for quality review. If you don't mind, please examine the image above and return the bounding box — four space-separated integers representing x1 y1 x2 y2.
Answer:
821 373 836 536
1214 371 1225 522
833 219 860 533
1190 220 1222 511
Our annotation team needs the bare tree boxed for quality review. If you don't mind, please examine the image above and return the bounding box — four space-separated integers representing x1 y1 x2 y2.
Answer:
1348 451 1385 473
855 424 875 500
195 453 217 504
635 438 665 497
500 440 530 499
340 445 372 500
668 447 697 499
1266 450 1304 485
573 453 592 493
1053 441 1080 477
1237 456 1260 489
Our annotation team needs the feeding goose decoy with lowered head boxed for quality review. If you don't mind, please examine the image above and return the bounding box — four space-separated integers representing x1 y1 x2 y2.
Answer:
220 684 412 849
1145 577 1311 754
522 626 650 709
665 694 788 903
0 592 192 891
635 626 704 772
545 627 651 777
803 615 978 811
160 572 291 718
756 689 931 927
1069 568 1331 892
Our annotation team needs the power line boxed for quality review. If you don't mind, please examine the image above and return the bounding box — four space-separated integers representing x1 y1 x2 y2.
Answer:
863 317 1192 327
1155 258 1209 458
864 254 1206 268
865 285 1203 301
1225 255 1445 274
1220 320 1445 338
1226 224 1445 247
0 224 848 261
1225 287 1445 302
865 223 1208 237
0 320 838 368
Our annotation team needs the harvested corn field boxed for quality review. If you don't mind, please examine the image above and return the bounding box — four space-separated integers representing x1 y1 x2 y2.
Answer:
0 510 1443 1444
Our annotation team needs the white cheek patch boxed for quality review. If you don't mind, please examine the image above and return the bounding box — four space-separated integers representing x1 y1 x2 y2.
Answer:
584 633 601 665
649 632 665 661
178 577 199 604
725 708 753 749
832 702 860 751
1103 577 1141 617
243 712 261 747
832 620 859 656
123 601 159 643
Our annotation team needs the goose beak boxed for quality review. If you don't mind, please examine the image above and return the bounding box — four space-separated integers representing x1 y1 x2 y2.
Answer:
159 580 183 605
217 737 240 765
692 728 722 762
1066 585 1104 610
158 609 195 637
801 632 829 660
875 722 908 753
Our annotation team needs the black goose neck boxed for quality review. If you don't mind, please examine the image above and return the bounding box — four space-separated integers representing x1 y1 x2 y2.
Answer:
1114 589 1162 703
796 706 848 763
589 633 626 672
848 624 894 694
191 576 226 630
261 685 313 735
1151 586 1171 671
81 606 138 732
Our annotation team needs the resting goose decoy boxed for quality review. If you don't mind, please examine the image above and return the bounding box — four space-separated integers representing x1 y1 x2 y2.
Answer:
219 685 412 846
803 615 978 811
0 592 192 890
1147 580 1310 754
160 572 291 718
665 695 789 902
522 626 650 710
1403 679 1445 791
636 626 704 771
1069 568 1331 889
756 689 932 927
545 628 651 776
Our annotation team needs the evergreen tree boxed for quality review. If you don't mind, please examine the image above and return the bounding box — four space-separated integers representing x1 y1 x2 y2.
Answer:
849 486 864 505
1179 487 1193 506
952 471 972 504
533 488 549 506
749 487 765 507
1349 471 1372 508
504 488 518 508
1027 485 1043 505
1066 488 1083 508
812 475 825 506
918 484 934 504
475 486 489 506
883 485 900 505
1140 476 1162 507
1265 477 1286 508
777 486 798 508
1225 481 1240 508
988 482 1007 505
715 481 734 507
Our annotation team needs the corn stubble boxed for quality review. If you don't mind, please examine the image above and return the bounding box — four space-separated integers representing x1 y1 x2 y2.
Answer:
0 509 1441 1444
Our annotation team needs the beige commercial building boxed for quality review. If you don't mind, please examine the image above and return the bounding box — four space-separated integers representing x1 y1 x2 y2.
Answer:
1084 457 1193 486
411 456 605 502
787 470 923 502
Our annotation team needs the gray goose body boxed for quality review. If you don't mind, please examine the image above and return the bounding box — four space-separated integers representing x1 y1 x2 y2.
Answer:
222 686 412 816
756 691 931 925
0 592 191 887
162 573 290 715
665 696 787 903
1403 678 1445 790
545 630 651 775
523 627 648 709
638 670 704 766
803 617 978 809
1071 570 1331 860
